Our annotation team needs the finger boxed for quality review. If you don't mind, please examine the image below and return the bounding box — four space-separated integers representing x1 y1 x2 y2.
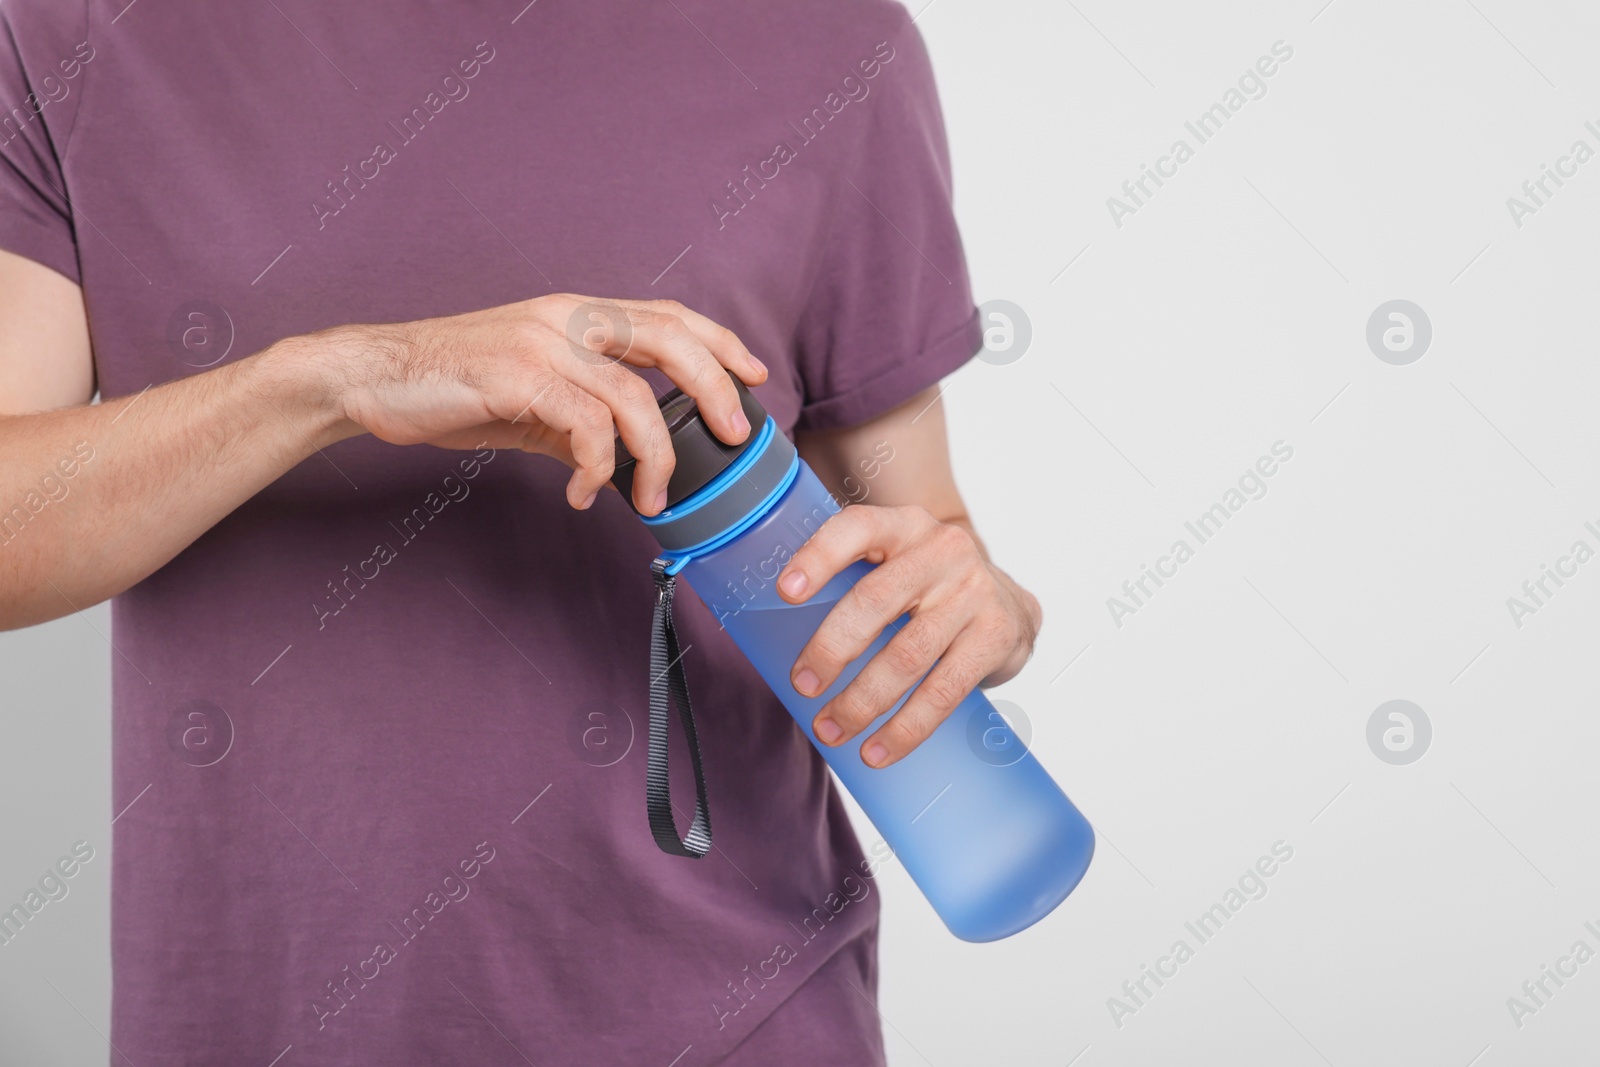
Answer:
858 632 994 769
811 606 964 746
569 360 676 514
621 308 751 446
779 505 937 605
784 507 942 698
521 376 617 508
615 297 767 387
790 547 948 701
563 297 755 447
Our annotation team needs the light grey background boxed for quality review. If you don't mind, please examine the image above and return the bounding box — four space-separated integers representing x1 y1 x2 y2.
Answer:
4 0 1599 1064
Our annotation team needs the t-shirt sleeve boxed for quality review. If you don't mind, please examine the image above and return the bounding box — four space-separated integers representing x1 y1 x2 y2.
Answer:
791 16 981 433
0 5 82 284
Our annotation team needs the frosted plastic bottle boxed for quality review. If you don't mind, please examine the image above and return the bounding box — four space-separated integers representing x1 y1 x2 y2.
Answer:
616 379 1094 942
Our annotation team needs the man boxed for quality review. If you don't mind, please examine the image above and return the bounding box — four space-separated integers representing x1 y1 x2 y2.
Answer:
0 0 1042 1062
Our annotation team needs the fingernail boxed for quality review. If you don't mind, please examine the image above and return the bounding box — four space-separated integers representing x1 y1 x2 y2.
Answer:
779 571 807 598
580 491 597 510
652 489 668 514
816 718 843 744
749 355 767 376
732 409 751 436
863 742 888 767
794 668 820 697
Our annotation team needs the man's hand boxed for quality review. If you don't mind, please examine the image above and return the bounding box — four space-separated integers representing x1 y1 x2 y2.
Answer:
302 294 766 514
775 503 1042 770
0 250 765 627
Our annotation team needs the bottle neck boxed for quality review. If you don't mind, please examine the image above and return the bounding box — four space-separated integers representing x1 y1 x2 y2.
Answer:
643 416 799 563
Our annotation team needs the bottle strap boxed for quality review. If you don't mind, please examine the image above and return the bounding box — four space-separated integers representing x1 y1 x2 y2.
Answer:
647 558 712 858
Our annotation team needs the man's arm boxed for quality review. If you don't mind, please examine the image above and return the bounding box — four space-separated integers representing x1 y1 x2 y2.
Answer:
0 249 346 629
786 386 1043 769
0 249 765 630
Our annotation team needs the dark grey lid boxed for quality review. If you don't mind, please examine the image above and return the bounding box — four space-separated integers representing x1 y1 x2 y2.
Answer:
612 373 769 513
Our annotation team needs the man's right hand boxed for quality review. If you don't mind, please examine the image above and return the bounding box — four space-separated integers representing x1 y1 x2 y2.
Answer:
294 294 767 514
0 248 764 627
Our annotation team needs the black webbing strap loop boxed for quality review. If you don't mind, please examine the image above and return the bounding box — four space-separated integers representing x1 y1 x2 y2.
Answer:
647 559 712 858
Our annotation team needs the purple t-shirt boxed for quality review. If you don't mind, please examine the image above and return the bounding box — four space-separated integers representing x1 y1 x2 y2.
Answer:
0 1 981 1062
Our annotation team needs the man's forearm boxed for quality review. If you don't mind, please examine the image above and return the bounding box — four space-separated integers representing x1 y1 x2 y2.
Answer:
0 339 345 629
0 279 770 630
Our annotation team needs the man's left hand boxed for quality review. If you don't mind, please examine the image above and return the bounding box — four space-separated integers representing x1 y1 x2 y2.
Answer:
776 504 1042 769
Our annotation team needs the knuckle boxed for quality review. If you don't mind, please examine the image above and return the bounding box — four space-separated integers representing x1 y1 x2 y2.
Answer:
531 293 571 318
851 580 894 625
903 618 945 661
655 312 690 342
883 633 931 677
644 419 675 464
920 670 968 712
515 366 557 401
889 507 934 543
807 630 851 671
935 520 975 554
800 522 845 560
889 562 926 605
978 606 1019 646
837 504 876 538
969 623 1016 668
883 712 929 750
831 683 880 727
958 565 995 603
576 396 613 433
515 318 560 354
614 370 655 410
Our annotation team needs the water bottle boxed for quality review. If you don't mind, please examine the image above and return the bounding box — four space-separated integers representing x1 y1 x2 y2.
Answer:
614 377 1094 942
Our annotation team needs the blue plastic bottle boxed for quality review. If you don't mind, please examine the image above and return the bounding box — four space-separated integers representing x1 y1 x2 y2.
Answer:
616 379 1094 942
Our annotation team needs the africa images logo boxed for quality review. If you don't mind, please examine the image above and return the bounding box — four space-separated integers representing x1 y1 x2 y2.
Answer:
1105 40 1294 229
709 41 897 230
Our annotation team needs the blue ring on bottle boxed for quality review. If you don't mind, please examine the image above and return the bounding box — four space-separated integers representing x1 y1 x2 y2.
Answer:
658 453 802 575
641 416 777 527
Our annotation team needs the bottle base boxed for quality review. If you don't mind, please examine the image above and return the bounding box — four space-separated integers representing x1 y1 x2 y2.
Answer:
942 821 1096 944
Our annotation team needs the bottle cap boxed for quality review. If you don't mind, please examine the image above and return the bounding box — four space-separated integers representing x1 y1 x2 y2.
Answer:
611 372 769 513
